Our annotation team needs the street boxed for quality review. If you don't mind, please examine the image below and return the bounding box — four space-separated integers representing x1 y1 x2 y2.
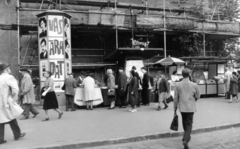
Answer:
86 127 240 149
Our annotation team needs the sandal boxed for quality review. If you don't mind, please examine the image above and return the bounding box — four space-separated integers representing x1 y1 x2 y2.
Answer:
58 112 63 119
42 118 49 122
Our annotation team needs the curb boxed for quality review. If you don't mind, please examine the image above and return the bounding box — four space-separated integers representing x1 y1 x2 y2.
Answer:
27 123 240 149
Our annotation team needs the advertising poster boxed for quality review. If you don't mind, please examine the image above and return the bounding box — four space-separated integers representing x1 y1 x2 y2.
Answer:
49 60 65 81
38 16 47 38
64 38 71 60
48 37 64 59
40 61 49 81
65 60 72 76
48 15 64 37
64 17 70 39
39 38 48 60
125 60 144 78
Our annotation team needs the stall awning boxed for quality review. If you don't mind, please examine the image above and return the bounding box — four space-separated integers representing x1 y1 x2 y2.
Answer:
104 48 163 60
180 56 236 64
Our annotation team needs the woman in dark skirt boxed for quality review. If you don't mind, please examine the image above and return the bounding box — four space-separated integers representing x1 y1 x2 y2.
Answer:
41 71 63 121
128 70 138 112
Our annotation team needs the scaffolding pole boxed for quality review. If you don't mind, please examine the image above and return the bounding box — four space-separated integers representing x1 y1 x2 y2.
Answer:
17 0 20 67
115 0 118 49
163 0 166 58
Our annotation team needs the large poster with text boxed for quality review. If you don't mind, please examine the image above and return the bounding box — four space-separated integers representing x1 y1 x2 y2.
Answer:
48 15 64 37
48 37 64 59
49 60 65 81
40 61 49 81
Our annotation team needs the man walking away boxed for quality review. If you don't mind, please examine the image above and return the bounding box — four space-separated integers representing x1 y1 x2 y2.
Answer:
140 67 150 106
132 66 141 107
174 68 200 149
117 67 128 108
19 68 39 120
0 63 26 145
64 73 77 111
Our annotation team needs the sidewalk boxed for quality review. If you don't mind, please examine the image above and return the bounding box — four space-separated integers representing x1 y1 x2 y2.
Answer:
2 97 240 149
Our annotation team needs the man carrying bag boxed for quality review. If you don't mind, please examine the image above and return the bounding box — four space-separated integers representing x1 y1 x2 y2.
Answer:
173 68 200 149
0 63 26 145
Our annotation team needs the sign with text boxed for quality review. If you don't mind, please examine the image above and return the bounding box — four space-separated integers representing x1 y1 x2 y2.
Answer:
37 10 72 93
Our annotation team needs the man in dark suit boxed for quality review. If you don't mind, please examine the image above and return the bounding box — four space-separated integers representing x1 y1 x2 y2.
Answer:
155 71 169 111
39 39 48 59
132 66 141 107
174 68 200 149
64 73 77 111
140 67 150 105
116 67 128 108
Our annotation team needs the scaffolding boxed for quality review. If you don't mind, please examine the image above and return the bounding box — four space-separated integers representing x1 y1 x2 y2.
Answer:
15 0 240 69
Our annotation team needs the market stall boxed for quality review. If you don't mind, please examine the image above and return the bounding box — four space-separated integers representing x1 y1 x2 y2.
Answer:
74 87 103 106
181 57 234 97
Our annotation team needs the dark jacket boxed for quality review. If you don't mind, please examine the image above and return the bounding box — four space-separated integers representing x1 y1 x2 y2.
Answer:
155 77 169 93
141 72 149 89
135 71 141 89
64 77 77 96
117 71 128 92
129 77 138 97
229 75 238 95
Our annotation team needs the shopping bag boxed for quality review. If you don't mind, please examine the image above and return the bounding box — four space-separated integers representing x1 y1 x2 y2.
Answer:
9 100 24 118
108 89 115 97
166 95 174 103
170 113 178 131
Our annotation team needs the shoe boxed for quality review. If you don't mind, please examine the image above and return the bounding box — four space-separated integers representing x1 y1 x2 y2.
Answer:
122 106 126 108
0 140 7 145
131 109 137 112
164 105 169 109
145 104 149 106
71 109 76 111
15 133 26 140
20 117 28 120
58 112 63 119
129 109 133 112
42 118 49 122
228 100 232 103
137 105 140 107
183 141 189 149
119 106 122 108
90 108 93 110
108 107 115 110
32 112 39 118
65 109 69 111
156 106 161 111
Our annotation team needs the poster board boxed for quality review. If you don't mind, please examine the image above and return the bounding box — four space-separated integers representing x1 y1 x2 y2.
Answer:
125 60 144 78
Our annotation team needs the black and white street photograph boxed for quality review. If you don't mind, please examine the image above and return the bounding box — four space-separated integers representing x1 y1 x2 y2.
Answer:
0 0 240 149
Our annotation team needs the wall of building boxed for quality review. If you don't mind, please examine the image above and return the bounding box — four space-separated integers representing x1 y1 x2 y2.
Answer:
0 0 19 79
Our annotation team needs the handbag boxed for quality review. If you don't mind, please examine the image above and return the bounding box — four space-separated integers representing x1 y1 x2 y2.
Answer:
166 95 174 103
8 100 24 118
170 111 178 131
108 89 115 97
61 83 65 90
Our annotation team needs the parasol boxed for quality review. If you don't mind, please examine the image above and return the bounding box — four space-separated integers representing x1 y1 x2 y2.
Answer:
154 56 185 66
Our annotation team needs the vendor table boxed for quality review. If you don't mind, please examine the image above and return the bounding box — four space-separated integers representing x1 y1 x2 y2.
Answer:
197 83 225 97
74 87 103 106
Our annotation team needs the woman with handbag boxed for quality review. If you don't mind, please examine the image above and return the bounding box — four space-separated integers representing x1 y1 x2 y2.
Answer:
107 69 116 109
41 71 63 121
229 72 238 103
128 70 138 112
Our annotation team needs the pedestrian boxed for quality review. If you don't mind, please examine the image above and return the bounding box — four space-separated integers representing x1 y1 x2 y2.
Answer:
237 70 240 101
132 66 141 107
19 68 39 120
116 67 128 108
76 72 84 87
107 69 116 109
0 63 26 145
32 76 40 102
64 73 77 111
82 71 96 110
140 67 150 106
174 68 200 149
224 67 232 99
229 72 238 103
171 71 179 82
128 70 138 112
155 71 169 111
41 71 63 121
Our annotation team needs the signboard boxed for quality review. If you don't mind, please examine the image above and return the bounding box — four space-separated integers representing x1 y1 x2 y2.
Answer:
125 60 144 78
37 11 71 93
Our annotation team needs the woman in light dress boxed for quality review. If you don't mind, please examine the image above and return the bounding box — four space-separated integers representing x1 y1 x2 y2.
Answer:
82 72 96 110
